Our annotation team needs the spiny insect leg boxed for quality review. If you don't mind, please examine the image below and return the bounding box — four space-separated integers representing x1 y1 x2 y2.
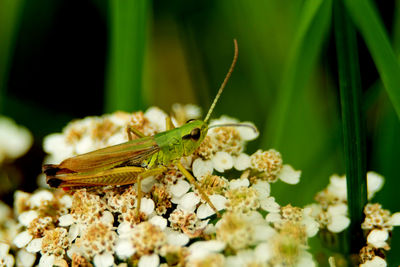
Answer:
176 162 221 217
135 166 168 216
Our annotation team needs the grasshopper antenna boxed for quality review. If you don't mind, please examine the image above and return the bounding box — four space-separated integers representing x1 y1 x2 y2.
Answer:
208 123 258 134
204 39 239 123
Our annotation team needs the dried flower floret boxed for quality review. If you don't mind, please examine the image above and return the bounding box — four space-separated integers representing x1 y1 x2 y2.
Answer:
250 149 283 182
74 222 116 258
225 186 260 213
42 228 69 257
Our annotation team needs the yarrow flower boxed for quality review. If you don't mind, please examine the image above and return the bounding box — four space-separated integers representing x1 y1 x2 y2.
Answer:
0 116 32 164
14 105 400 266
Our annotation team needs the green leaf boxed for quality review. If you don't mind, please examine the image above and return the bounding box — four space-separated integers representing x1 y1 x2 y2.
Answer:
344 0 400 120
334 0 367 255
262 0 332 148
105 0 150 112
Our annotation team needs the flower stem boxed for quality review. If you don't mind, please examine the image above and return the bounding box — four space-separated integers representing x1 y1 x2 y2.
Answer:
334 0 368 257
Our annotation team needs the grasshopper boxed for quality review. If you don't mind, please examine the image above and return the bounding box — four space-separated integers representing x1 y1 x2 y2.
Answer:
43 40 244 216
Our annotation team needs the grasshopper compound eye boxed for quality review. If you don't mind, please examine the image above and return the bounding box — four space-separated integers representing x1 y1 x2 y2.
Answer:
182 127 201 141
190 128 201 141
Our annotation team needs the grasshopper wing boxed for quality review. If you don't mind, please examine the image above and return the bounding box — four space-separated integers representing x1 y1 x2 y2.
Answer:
43 136 159 177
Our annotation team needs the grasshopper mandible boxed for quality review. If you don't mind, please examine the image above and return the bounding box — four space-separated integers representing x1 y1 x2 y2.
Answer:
43 40 243 216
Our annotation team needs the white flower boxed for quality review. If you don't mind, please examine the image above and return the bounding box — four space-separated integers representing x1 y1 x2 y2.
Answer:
360 256 387 267
327 215 350 233
212 152 233 173
67 223 80 242
236 121 259 141
260 196 280 213
75 135 95 154
367 171 384 199
38 254 55 267
209 115 238 127
389 212 400 226
13 231 33 248
367 229 389 248
251 180 271 198
0 243 14 267
302 208 319 237
106 132 127 146
0 116 32 162
165 228 189 246
145 107 168 132
226 249 266 267
278 164 301 184
29 190 54 208
192 158 214 180
16 249 35 267
252 224 276 243
265 212 282 223
139 198 155 215
93 252 114 267
138 254 159 267
149 215 167 230
117 222 134 239
172 103 202 120
18 210 38 226
101 211 114 225
169 179 191 198
26 238 42 253
327 174 347 201
229 178 250 190
295 251 316 267
139 176 157 193
254 242 273 262
188 240 226 260
233 153 251 171
58 214 74 227
43 133 73 163
177 192 201 212
60 194 73 209
197 194 227 219
115 238 136 259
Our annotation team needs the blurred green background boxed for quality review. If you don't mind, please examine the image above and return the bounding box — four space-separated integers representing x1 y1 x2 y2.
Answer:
0 0 399 264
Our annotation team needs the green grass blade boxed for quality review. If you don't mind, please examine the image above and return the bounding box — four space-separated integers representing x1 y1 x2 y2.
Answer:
334 0 367 256
262 0 332 148
344 0 400 120
105 0 150 112
0 0 24 113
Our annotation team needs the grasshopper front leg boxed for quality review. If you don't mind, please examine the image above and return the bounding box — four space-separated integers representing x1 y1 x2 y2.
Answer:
176 162 221 217
135 166 168 216
127 125 146 140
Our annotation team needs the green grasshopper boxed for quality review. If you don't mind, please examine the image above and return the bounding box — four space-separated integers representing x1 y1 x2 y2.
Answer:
43 40 245 216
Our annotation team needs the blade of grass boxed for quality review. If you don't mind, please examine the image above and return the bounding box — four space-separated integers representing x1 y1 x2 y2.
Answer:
261 0 332 148
344 0 400 120
105 0 150 112
0 0 24 113
334 0 367 257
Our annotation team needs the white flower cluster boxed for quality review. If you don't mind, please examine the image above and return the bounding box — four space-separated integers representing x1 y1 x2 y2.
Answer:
306 172 385 234
0 116 32 164
2 105 317 267
358 203 400 267
308 172 400 266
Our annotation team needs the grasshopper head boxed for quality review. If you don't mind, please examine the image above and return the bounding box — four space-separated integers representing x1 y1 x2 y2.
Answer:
180 119 208 156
